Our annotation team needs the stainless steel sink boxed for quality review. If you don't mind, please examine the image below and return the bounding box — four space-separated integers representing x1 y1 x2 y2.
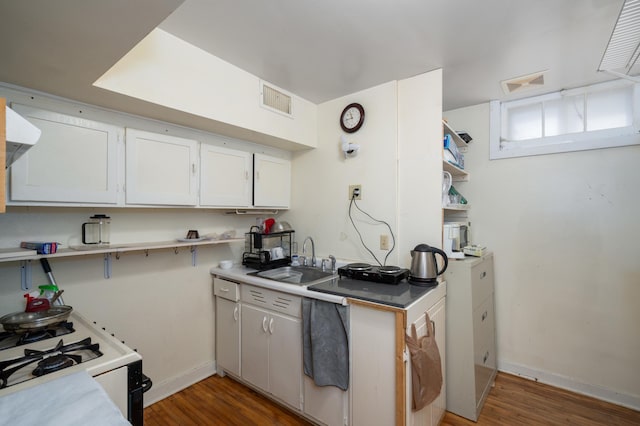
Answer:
250 266 335 285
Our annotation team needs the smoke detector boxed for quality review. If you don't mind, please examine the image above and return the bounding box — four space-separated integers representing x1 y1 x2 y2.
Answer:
501 70 547 94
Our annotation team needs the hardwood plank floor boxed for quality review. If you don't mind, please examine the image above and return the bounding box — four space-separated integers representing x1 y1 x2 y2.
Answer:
144 372 640 425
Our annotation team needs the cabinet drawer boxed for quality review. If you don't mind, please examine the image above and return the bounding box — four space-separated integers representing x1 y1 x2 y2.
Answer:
241 285 301 318
472 297 494 357
214 278 240 302
470 255 494 308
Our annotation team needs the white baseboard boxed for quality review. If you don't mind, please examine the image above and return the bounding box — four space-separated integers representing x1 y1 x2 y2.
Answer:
498 360 640 411
143 361 217 407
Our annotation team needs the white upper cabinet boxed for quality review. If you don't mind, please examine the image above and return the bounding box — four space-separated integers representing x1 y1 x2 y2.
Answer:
10 105 121 204
125 129 198 206
200 144 252 207
253 153 290 208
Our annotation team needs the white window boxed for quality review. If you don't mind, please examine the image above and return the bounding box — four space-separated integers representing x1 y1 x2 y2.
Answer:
490 79 640 159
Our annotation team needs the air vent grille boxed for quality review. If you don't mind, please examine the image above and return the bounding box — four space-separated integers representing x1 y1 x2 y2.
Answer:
261 82 292 116
501 71 546 94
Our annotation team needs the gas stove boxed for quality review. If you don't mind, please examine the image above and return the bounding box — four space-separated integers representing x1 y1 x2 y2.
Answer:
0 311 147 425
338 262 410 285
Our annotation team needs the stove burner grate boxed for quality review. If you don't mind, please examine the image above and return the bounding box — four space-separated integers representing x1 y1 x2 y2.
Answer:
0 337 102 389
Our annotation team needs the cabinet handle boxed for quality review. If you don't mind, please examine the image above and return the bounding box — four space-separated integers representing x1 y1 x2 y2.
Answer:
480 271 487 279
262 316 268 333
245 171 249 180
430 320 436 338
483 351 489 364
219 287 230 293
481 311 487 321
256 171 260 180
268 318 274 334
233 306 239 321
192 163 196 174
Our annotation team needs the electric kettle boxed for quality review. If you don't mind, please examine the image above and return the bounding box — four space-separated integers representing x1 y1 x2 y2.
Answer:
409 244 448 285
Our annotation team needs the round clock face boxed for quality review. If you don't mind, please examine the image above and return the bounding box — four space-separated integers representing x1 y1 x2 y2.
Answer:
340 103 365 133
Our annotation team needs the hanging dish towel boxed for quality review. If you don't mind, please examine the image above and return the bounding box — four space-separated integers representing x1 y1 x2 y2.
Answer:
405 312 443 410
302 298 349 390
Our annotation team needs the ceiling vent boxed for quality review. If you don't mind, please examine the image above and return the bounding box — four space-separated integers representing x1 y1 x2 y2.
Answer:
260 81 293 117
501 71 546 94
598 0 640 74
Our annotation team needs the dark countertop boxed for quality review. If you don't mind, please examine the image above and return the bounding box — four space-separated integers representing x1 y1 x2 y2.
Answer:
308 276 438 308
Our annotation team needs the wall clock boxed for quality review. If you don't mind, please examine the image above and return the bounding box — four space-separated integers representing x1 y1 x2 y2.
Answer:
340 103 365 133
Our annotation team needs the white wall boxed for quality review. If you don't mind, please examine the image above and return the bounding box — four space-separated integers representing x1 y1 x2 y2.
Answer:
283 70 443 268
95 28 317 151
285 81 400 265
444 103 640 410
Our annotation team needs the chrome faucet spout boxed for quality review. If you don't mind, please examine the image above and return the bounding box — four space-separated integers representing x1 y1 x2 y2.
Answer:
328 255 336 273
302 237 316 267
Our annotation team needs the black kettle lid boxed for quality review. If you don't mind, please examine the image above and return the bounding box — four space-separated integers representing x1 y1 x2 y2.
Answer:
413 243 433 252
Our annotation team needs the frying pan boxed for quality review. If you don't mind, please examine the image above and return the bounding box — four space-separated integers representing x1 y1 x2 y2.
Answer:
0 306 73 333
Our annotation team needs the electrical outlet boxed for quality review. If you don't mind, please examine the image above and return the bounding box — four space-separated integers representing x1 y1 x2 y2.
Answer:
380 234 390 250
349 184 362 200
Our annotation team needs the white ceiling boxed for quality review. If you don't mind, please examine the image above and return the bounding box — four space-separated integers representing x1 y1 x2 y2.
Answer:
0 0 631 128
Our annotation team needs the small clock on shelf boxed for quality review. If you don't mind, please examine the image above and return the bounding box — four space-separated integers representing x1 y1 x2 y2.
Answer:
340 103 365 133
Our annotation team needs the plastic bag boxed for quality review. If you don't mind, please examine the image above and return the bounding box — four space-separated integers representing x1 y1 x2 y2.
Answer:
405 312 443 410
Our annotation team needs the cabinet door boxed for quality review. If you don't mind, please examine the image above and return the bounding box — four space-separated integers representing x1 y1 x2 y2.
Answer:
241 304 270 392
216 298 241 377
268 312 302 409
253 153 290 208
125 128 198 205
200 144 251 207
10 104 120 204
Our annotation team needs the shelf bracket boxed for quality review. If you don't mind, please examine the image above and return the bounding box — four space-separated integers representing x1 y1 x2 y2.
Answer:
104 253 112 279
191 246 197 267
20 260 32 291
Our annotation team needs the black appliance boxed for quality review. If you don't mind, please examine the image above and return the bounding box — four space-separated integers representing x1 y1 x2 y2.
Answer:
337 263 410 285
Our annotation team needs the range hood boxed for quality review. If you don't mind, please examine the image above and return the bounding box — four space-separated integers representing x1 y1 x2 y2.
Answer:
5 105 41 168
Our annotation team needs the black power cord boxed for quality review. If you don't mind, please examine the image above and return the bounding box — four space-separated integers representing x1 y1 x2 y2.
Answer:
348 194 396 267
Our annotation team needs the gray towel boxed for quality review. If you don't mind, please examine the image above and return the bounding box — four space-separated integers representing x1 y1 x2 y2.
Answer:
302 298 349 390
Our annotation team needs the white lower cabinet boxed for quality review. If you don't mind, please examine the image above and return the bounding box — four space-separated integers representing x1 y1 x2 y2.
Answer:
214 278 241 377
303 376 348 426
125 128 198 206
350 283 447 426
240 285 303 410
444 253 496 421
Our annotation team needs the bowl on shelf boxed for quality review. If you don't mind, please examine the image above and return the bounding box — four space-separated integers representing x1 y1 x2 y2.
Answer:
219 260 233 269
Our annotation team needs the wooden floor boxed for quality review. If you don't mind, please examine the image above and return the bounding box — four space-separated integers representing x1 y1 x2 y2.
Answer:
144 372 640 425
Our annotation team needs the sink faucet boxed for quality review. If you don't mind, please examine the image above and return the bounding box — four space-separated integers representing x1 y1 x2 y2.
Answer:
328 255 336 273
322 255 337 273
302 236 316 267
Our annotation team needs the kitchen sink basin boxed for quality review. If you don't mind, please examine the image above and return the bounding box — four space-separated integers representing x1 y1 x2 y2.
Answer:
250 266 335 285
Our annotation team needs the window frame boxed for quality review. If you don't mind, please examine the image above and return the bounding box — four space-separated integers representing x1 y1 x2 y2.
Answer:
490 79 640 159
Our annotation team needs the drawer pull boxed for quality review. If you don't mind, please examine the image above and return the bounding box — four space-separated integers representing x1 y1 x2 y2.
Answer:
483 351 489 364
480 271 487 279
233 306 239 321
220 287 230 292
481 311 487 321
